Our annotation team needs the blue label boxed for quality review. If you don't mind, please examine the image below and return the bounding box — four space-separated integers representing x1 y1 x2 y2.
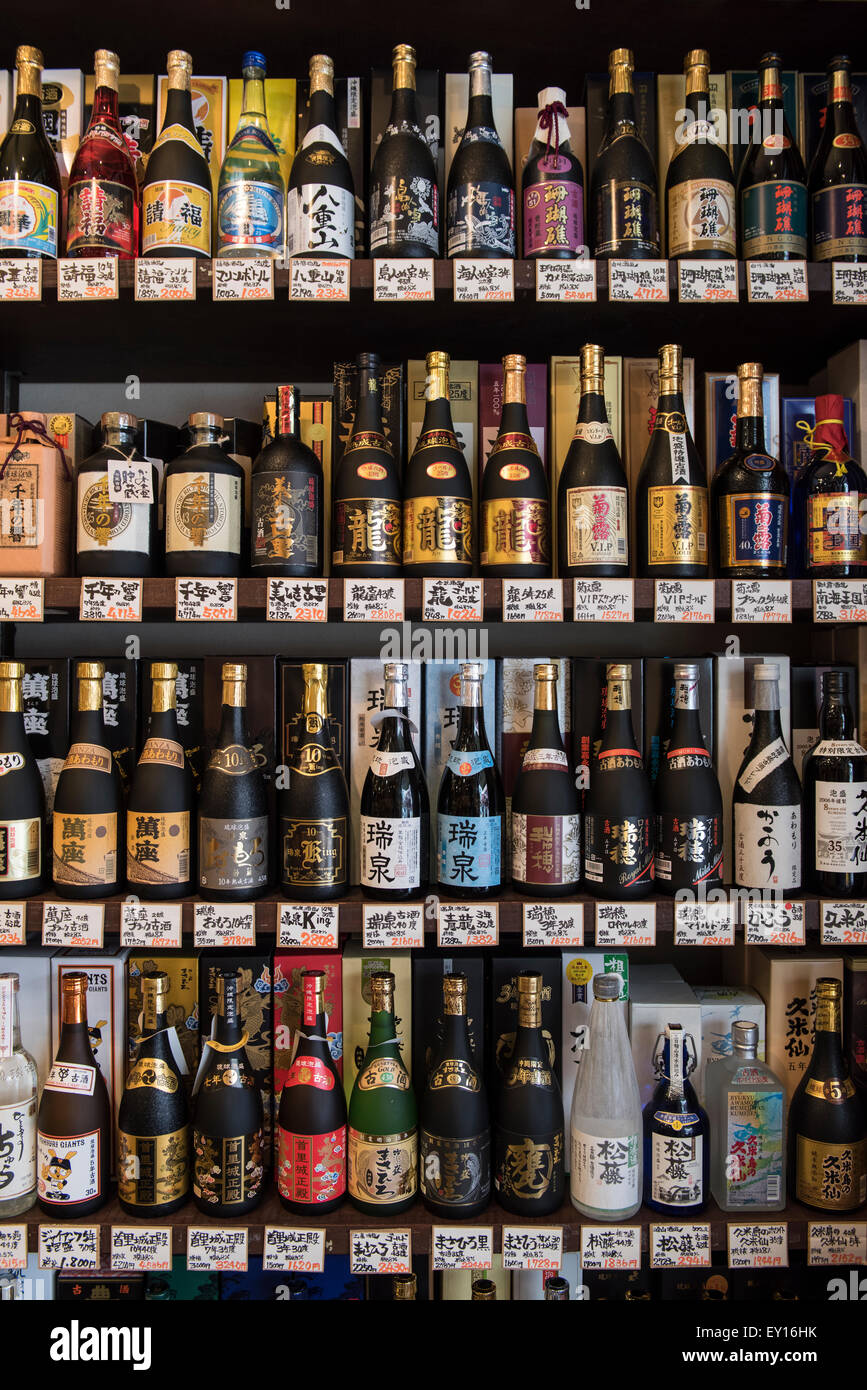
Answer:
438 814 501 889
217 180 283 248
722 493 788 568
446 749 494 777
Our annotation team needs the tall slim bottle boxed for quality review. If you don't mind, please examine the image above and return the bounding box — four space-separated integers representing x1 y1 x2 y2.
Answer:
436 662 504 898
446 51 515 258
0 660 44 899
217 51 284 258
369 45 439 257
66 50 138 257
510 663 581 896
654 663 723 894
75 412 159 577
277 969 347 1214
420 974 490 1218
0 973 37 1215
712 362 789 577
164 412 244 577
584 664 654 899
666 49 736 259
250 385 323 576
142 50 212 258
809 56 867 262
287 54 355 258
706 1020 786 1212
126 662 194 900
636 345 708 577
279 662 350 900
793 394 867 577
53 661 123 899
803 669 867 895
738 53 808 260
347 972 417 1215
522 88 585 258
359 662 429 899
494 972 564 1216
732 663 802 893
557 343 629 578
403 352 474 577
591 49 660 259
643 1023 708 1215
480 355 550 578
198 663 269 901
331 353 402 577
0 46 61 259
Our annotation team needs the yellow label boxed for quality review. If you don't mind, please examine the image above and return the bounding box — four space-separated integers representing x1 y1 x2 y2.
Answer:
53 811 118 887
125 1057 180 1094
142 179 211 255
0 179 58 256
566 957 594 986
357 462 387 481
647 485 708 566
347 1126 417 1205
402 496 473 567
426 461 457 480
796 1133 867 1210
126 809 191 886
118 1125 189 1208
807 494 867 565
357 1056 411 1091
481 498 550 567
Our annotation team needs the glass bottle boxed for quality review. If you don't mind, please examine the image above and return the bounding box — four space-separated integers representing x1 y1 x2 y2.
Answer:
705 1020 786 1212
522 87 585 259
277 969 347 1214
654 663 724 894
164 412 244 577
331 353 402 576
420 974 490 1219
732 662 802 893
75 411 159 577
738 53 808 260
393 1273 417 1299
447 51 515 259
809 56 867 262
250 384 323 576
369 44 439 257
803 669 867 895
217 51 284 259
287 54 355 259
495 972 565 1216
66 49 139 258
347 971 418 1215
584 663 654 899
557 342 629 578
0 973 37 1215
643 1023 709 1215
359 661 429 899
198 663 269 901
793 393 867 577
279 662 350 900
545 1276 570 1300
126 662 194 900
0 659 44 899
53 661 123 899
472 1278 497 1300
636 344 708 577
480 354 550 577
511 662 581 896
666 49 736 259
436 662 504 898
403 350 474 577
118 970 190 1217
142 50 212 258
712 362 789 577
592 48 660 259
0 46 61 259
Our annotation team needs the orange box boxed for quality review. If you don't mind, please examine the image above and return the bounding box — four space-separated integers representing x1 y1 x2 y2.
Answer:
0 437 72 575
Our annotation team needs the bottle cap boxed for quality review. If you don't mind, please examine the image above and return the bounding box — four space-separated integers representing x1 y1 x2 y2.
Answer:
828 55 851 73
732 1020 758 1050
221 663 247 682
370 972 395 1011
0 661 24 681
517 971 542 998
545 1276 570 1299
502 353 526 372
392 44 416 65
737 362 763 382
684 49 710 72
166 50 193 75
606 662 630 681
302 661 327 682
759 52 783 68
188 411 223 430
426 350 449 371
384 661 408 682
580 344 605 379
0 973 19 991
101 411 137 431
393 1273 417 1299
94 50 121 78
62 972 89 994
356 351 380 371
533 661 558 681
674 662 699 680
472 1279 497 1300
659 343 682 375
753 662 779 681
817 977 842 1000
310 54 334 79
443 973 467 1002
16 46 43 68
822 668 849 693
242 51 267 70
143 970 170 995
150 662 178 681
537 86 567 109
468 52 493 70
460 662 484 681
594 972 623 1001
609 48 633 72
76 661 105 680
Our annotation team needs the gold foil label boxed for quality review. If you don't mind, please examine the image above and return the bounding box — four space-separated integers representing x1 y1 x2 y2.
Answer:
117 1126 189 1207
489 431 539 457
126 810 191 886
125 1057 180 1093
53 811 118 887
343 432 390 455
193 1129 264 1206
403 496 473 566
281 815 347 888
497 1131 563 1202
357 1056 411 1091
647 486 708 565
804 1076 856 1103
668 177 736 256
332 497 402 567
796 1133 867 1210
64 742 113 774
565 485 628 567
347 1126 417 1205
807 494 867 566
139 737 185 769
429 1058 480 1092
481 498 550 567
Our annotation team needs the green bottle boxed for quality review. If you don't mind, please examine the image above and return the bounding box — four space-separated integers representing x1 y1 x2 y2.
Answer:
216 51 284 258
347 972 417 1215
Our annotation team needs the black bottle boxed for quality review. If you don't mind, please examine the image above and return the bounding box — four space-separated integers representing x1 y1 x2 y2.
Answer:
436 662 504 898
447 51 514 259
126 662 195 900
494 973 564 1217
402 351 474 577
331 353 403 577
643 1024 709 1215
809 56 867 262
279 662 350 900
738 53 808 260
420 974 490 1219
584 663 654 899
197 663 269 901
118 971 190 1217
164 412 244 577
52 661 124 900
666 49 736 259
369 44 439 257
636 344 708 578
0 659 45 899
712 362 789 578
592 48 660 259
359 662 429 900
75 412 159 577
250 385 323 576
654 663 723 895
557 343 628 578
803 669 867 896
287 54 355 258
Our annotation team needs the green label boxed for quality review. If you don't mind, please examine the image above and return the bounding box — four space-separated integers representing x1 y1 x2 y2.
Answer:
741 179 807 258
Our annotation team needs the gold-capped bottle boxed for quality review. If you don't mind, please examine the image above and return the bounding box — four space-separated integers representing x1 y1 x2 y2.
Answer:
164 412 244 577
592 49 660 259
331 353 402 576
347 972 417 1215
480 354 550 577
127 663 194 900
279 663 350 900
198 663 269 901
287 54 355 258
0 46 61 258
0 660 45 899
494 971 565 1217
419 973 491 1219
142 50 212 258
636 344 708 577
369 45 440 257
75 412 159 577
471 1278 497 1300
809 56 867 262
557 343 629 578
712 362 789 578
250 384 324 576
53 661 123 899
393 1272 417 1299
666 49 736 259
403 352 474 577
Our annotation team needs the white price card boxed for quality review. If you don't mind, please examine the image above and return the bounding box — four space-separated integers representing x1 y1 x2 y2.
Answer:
39 1225 99 1270
350 1228 412 1275
595 902 656 947
120 901 183 950
535 258 597 302
432 1225 494 1271
814 578 867 623
654 579 715 623
267 578 329 622
0 577 43 621
821 900 867 947
374 258 435 302
79 576 142 622
262 1226 326 1273
343 578 405 622
363 902 425 950
727 1222 788 1269
501 1226 563 1271
135 257 196 301
212 258 274 301
0 902 26 946
650 1223 711 1269
42 902 104 948
437 902 499 948
677 259 738 303
743 899 805 946
746 260 809 304
608 259 669 302
732 579 792 624
503 578 563 622
57 257 118 301
175 577 237 622
0 257 41 300
453 258 514 302
289 257 350 301
110 1226 173 1272
0 1224 27 1269
278 903 339 950
422 577 483 622
194 903 256 948
107 458 155 504
807 1222 867 1267
832 262 867 307
674 899 735 947
572 578 634 623
187 1226 248 1273
522 901 584 948
580 1224 642 1271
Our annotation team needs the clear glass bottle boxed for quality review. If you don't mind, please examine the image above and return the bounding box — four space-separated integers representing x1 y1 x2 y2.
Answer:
0 973 37 1215
706 1020 786 1212
217 51 284 258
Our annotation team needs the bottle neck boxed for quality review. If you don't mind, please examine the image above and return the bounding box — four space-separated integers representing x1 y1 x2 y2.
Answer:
308 85 338 132
377 702 412 753
456 683 485 745
0 985 21 1059
214 981 244 1046
819 686 854 740
685 86 710 123
189 427 222 450
736 378 766 452
353 370 384 433
752 708 784 747
605 88 638 137
0 680 22 714
810 1001 846 1075
826 67 856 130
163 84 197 136
302 672 329 722
89 83 121 129
758 63 784 108
150 677 177 716
239 70 269 128
367 1006 399 1053
661 1034 687 1100
15 59 42 101
103 428 137 452
276 386 299 441
218 701 249 748
655 388 687 422
421 374 457 434
389 84 420 128
669 705 706 750
440 1010 472 1057
466 92 496 133
146 707 181 742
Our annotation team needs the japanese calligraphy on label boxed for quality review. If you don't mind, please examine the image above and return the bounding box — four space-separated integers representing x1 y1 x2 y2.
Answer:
278 903 339 950
580 1224 642 1271
262 1226 326 1272
503 579 563 622
595 901 656 947
727 1222 788 1269
0 258 41 300
650 1223 711 1268
194 902 256 948
608 259 669 302
343 579 405 622
747 261 809 303
38 1224 99 1270
535 259 596 302
677 260 738 303
807 1222 867 1266
572 578 634 623
289 257 350 301
175 577 237 622
350 1228 412 1275
674 899 736 946
422 577 483 622
431 1225 494 1270
654 579 715 623
743 899 805 946
135 257 196 301
120 901 183 949
212 258 274 301
0 578 43 622
42 902 104 948
501 1225 563 1270
79 576 143 622
187 1226 248 1272
522 901 583 948
814 579 867 623
110 1226 173 1272
821 900 867 946
0 902 25 946
374 259 435 302
0 1224 27 1269
453 258 514 302
57 258 118 301
732 579 792 624
437 902 499 948
267 578 329 622
363 902 425 950
832 263 867 306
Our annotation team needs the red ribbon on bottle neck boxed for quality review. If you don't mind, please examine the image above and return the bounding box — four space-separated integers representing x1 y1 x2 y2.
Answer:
538 101 569 163
1 412 71 479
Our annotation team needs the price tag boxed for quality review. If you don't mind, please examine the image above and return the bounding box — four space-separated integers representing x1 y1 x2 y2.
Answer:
289 257 350 301
0 1224 27 1269
38 1225 99 1270
535 258 597 302
422 577 483 622
120 901 183 950
374 258 435 302
0 257 41 300
194 903 256 948
343 578 405 622
187 1226 248 1273
807 1222 867 1267
110 1226 172 1272
363 902 425 950
650 1223 711 1269
431 1225 494 1271
42 902 104 948
746 260 809 304
572 578 634 623
743 900 805 946
437 902 499 948
821 900 867 946
107 458 154 504
674 899 735 947
501 1226 563 1271
580 1224 642 1271
732 579 792 624
135 257 196 301
453 258 514 302
175 577 237 622
262 1226 326 1272
0 902 26 946
595 902 656 947
677 260 738 303
278 902 339 950
654 579 715 623
522 901 583 948
727 1222 788 1269
212 258 274 301
79 576 143 622
832 262 867 307
267 578 329 622
503 579 563 622
608 259 669 302
0 577 43 621
350 1228 412 1275
57 257 119 301
814 578 867 623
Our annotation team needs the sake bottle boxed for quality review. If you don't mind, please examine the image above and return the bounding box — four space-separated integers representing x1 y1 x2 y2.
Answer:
347 972 417 1215
403 351 474 578
480 354 551 578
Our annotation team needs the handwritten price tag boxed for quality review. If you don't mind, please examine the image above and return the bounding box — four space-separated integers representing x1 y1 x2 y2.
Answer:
120 902 183 950
42 902 104 949
350 1228 412 1275
343 578 405 622
0 578 43 621
677 260 738 303
743 900 805 946
650 1223 711 1269
110 1226 172 1272
728 1222 788 1269
374 258 435 302
135 257 196 301
832 263 867 307
572 578 634 623
438 902 498 948
107 459 154 504
79 576 143 622
0 258 41 300
654 579 715 623
39 1224 99 1270
57 258 118 301
278 903 339 950
363 902 425 950
747 261 809 304
194 903 256 949
175 577 237 622
0 902 26 946
263 1226 326 1272
503 579 563 622
732 579 792 624
502 1225 563 1271
267 578 329 622
608 259 669 302
522 901 583 948
187 1226 248 1273
595 902 656 947
821 900 867 947
432 1225 494 1270
212 258 274 301
422 577 483 622
580 1224 641 1271
814 579 867 624
453 258 514 302
674 900 735 947
807 1222 867 1267
0 1224 27 1269
289 257 350 301
535 258 596 302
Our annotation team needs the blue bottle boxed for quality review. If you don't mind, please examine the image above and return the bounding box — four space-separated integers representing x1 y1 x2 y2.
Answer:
643 1022 709 1214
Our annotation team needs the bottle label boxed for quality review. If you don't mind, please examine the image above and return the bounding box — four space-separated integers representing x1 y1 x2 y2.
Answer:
0 754 24 775
446 749 494 777
511 811 582 887
283 1055 335 1091
521 748 568 771
63 743 113 774
347 1126 417 1206
124 1057 179 1093
429 1058 481 1092
192 1129 264 1207
369 175 439 253
0 179 59 257
815 780 867 873
429 461 458 479
583 813 654 891
0 460 40 548
733 803 802 890
251 473 319 568
420 1130 490 1206
206 743 261 776
573 421 613 445
796 1134 867 1211
139 737 185 769
594 177 660 257
807 494 867 566
438 813 501 890
66 178 136 256
332 498 402 568
524 179 584 255
655 813 722 884
281 816 347 888
647 486 708 566
481 498 551 568
368 749 415 777
142 179 211 256
570 1130 640 1210
37 1129 101 1207
358 1057 411 1091
286 183 354 257
0 817 41 882
667 177 736 256
402 496 473 568
489 431 539 458
360 813 421 891
651 1130 703 1206
0 1097 36 1199
741 180 808 259
199 815 268 891
117 1127 189 1208
126 809 191 887
565 485 629 568
719 493 788 570
812 184 867 261
737 737 789 793
496 1127 564 1204
53 811 118 887
277 1125 346 1206
165 472 242 555
76 473 151 555
217 180 283 251
724 1088 784 1206
447 181 515 256
812 739 867 758
44 1062 96 1096
344 432 390 456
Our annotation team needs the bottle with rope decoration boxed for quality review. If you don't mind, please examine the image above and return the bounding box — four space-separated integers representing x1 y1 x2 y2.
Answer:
522 86 585 258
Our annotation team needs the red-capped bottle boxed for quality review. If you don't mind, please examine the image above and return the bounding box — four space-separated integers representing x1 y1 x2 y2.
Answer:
277 970 346 1214
794 394 867 577
66 49 139 258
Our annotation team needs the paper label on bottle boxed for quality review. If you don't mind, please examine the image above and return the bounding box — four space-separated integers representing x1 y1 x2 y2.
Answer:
522 901 583 948
734 801 802 895
719 493 788 571
807 1222 867 1266
570 1130 640 1211
743 898 805 945
647 489 708 568
584 816 655 897
403 495 473 568
0 1097 36 1199
452 257 515 302
110 1226 173 1272
501 1225 563 1271
746 256 809 301
727 1222 788 1269
650 1131 704 1207
438 813 501 891
266 578 328 621
175 576 237 621
821 900 867 946
44 1062 97 1097
594 901 657 947
193 901 256 948
448 181 515 257
0 1224 27 1269
431 1225 494 1270
37 1130 102 1207
142 180 211 256
653 578 714 622
192 1131 263 1210
502 579 563 622
420 1128 490 1210
350 1228 412 1275
120 901 183 949
445 749 495 778
217 181 283 253
277 1125 346 1208
815 780 867 873
420 577 482 621
361 903 425 951
732 579 792 624
281 816 348 893
288 256 350 300
741 178 807 260
347 1126 417 1206
126 809 191 887
832 263 867 306
481 497 550 569
673 899 736 946
524 176 584 258
166 473 241 555
0 257 41 300
668 178 735 257
807 494 867 567
0 180 58 257
187 1226 249 1273
78 576 143 622
117 1127 189 1207
38 1224 99 1269
277 902 339 949
0 902 25 945
520 748 568 772
251 473 319 568
814 185 867 262
359 813 421 892
511 812 581 888
368 749 415 777
212 258 274 300
0 578 43 621
52 811 117 889
343 578 405 622
263 1226 326 1273
369 173 438 253
649 1223 711 1269
373 257 435 301
41 902 104 949
572 578 634 623
535 258 596 302
564 486 628 568
814 578 867 622
796 1135 867 1211
134 257 197 301
607 256 667 300
0 818 41 883
66 178 135 257
437 902 499 948
736 737 789 793
57 257 120 300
